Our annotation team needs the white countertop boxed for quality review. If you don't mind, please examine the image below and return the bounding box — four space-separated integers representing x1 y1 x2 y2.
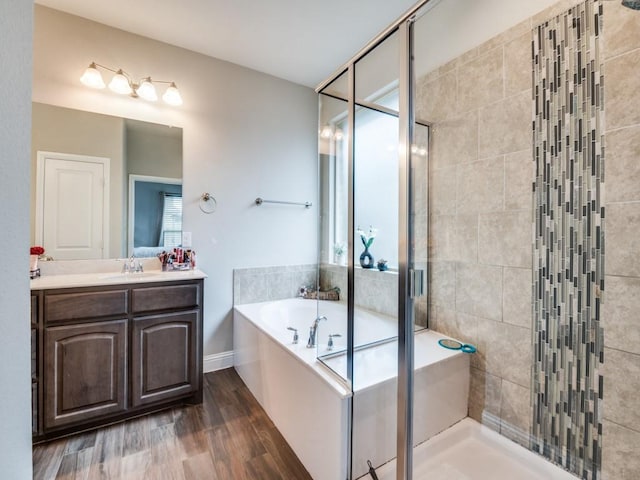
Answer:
30 269 207 290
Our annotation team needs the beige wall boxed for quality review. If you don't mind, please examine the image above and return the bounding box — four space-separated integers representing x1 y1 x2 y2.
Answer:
0 0 34 477
601 1 640 478
31 102 126 257
32 6 318 356
420 0 640 478
126 124 181 178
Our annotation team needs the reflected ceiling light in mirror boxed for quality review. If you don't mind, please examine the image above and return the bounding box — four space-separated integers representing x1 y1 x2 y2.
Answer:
320 125 333 138
319 124 345 141
410 144 428 157
80 62 182 106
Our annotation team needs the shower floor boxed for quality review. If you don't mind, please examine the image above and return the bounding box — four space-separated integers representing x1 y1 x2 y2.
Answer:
372 418 578 480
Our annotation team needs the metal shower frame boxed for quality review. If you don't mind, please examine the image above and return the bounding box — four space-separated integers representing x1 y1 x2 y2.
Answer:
315 1 433 478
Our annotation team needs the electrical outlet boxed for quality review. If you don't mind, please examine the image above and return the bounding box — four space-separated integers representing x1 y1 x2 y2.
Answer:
182 231 192 248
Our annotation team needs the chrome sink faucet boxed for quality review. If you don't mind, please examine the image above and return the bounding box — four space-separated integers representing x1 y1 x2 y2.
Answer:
306 316 327 348
122 255 143 273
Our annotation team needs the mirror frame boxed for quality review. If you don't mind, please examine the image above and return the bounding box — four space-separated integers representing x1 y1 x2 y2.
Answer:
127 174 182 257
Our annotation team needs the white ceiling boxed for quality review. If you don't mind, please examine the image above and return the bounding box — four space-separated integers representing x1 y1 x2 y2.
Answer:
35 0 419 88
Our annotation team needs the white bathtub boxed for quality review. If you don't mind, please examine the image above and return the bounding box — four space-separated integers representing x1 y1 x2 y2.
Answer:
233 298 469 479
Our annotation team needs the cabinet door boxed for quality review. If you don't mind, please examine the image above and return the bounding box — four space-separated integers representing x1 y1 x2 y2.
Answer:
44 320 127 429
132 311 199 407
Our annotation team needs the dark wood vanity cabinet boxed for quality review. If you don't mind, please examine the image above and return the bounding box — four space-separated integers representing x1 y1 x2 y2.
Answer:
44 319 127 429
131 311 199 406
31 293 40 435
31 279 203 442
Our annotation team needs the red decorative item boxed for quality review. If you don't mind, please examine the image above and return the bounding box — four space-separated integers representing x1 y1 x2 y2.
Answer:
30 246 45 256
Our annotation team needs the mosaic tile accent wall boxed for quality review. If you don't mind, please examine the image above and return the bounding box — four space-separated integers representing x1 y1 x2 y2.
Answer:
532 1 605 478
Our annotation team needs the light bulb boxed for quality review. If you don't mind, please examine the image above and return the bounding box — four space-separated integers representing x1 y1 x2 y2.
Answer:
109 70 132 95
136 78 157 101
162 83 183 106
80 63 105 89
320 125 333 138
333 128 344 141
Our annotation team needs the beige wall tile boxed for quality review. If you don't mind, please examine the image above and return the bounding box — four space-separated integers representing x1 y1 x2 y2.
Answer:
503 267 532 328
606 203 640 277
604 275 640 355
478 211 531 268
234 273 269 305
469 367 502 431
531 0 584 27
431 111 478 169
429 261 456 308
606 125 640 203
603 0 640 60
602 420 640 480
430 166 457 215
457 48 504 113
456 156 505 214
505 32 532 96
456 263 503 321
414 213 428 263
500 380 532 447
429 214 457 261
416 70 457 123
605 48 640 130
603 348 640 432
454 214 478 264
266 271 296 300
477 317 531 387
484 19 532 52
436 58 457 77
505 150 533 211
434 310 478 348
455 46 481 68
479 90 531 158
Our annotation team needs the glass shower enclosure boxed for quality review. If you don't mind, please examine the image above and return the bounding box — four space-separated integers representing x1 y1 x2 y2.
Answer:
316 19 428 479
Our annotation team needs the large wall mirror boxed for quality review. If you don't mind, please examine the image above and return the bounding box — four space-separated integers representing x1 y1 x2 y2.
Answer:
31 103 183 260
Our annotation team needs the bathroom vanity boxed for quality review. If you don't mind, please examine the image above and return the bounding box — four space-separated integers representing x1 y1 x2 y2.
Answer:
30 270 205 442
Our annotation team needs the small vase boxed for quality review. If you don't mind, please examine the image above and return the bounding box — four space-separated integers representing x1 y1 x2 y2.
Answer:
359 247 374 269
30 254 39 271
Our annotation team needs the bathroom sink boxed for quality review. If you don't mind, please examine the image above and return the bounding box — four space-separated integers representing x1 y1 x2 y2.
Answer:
98 271 163 281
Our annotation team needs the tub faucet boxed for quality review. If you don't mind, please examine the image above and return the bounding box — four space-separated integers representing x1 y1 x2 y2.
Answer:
307 316 327 348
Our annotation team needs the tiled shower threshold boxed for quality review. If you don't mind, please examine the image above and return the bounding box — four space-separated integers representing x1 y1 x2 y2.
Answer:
372 418 578 480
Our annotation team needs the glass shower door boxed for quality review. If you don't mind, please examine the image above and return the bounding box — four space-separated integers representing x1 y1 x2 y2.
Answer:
316 18 426 479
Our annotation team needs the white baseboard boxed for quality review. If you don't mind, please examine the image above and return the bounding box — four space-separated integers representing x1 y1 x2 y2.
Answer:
203 350 234 373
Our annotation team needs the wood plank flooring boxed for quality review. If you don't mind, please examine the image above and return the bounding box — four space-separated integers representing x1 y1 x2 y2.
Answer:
32 368 312 480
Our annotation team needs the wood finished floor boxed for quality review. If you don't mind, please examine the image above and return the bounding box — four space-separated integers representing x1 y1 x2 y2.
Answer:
32 368 312 480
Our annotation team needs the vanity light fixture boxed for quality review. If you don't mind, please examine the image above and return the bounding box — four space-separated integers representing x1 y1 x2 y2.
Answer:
80 62 183 106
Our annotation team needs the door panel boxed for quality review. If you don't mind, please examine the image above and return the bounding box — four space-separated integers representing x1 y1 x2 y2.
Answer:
131 311 199 407
38 153 109 260
44 319 127 429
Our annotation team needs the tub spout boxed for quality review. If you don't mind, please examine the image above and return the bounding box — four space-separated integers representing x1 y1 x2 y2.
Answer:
306 316 327 348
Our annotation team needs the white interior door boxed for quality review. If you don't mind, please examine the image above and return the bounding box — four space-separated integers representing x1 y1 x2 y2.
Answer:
36 152 110 260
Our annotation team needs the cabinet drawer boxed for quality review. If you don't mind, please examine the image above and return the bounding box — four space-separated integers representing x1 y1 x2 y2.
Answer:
132 284 200 313
45 290 128 323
